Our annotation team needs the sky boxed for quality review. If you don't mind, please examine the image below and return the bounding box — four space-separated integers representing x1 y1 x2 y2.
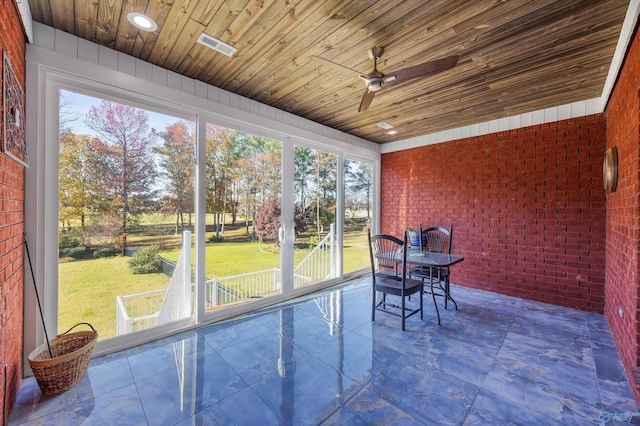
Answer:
60 89 185 137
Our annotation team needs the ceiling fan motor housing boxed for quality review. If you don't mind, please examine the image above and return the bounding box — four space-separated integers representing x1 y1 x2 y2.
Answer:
363 70 385 91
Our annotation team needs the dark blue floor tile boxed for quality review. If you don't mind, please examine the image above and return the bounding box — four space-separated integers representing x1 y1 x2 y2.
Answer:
322 386 423 425
250 353 363 425
9 278 639 426
175 386 282 426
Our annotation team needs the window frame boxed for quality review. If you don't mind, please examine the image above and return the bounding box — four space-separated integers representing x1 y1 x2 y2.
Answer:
24 58 380 370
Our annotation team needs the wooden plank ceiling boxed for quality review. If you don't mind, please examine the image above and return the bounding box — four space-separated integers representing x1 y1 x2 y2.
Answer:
28 0 630 144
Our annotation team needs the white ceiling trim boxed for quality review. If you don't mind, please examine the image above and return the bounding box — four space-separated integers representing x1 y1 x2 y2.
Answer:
16 0 33 42
601 0 640 110
380 98 602 154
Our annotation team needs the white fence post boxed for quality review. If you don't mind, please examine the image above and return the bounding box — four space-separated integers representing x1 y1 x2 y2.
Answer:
272 268 279 291
183 230 192 316
211 279 218 307
329 223 335 278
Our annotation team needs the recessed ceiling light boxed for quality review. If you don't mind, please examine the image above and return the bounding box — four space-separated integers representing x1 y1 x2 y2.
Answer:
387 130 398 135
127 12 157 32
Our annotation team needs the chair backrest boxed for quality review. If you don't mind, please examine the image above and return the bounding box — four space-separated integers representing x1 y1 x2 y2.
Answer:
368 230 407 279
419 225 453 254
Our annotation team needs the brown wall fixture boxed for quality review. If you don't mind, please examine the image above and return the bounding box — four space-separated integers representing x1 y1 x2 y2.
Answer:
603 146 618 192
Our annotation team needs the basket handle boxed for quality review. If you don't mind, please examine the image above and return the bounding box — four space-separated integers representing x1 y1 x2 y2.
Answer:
58 322 97 336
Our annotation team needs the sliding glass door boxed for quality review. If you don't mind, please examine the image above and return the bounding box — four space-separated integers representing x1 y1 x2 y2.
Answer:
203 124 283 311
43 74 377 353
293 145 338 289
343 158 373 275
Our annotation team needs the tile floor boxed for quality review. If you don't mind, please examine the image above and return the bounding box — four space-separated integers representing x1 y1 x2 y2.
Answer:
9 276 639 425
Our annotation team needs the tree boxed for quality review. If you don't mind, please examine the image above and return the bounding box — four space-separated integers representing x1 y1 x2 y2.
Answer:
234 150 281 239
59 132 101 229
311 151 337 235
155 121 195 233
83 213 123 249
206 125 235 238
345 160 373 218
254 198 305 242
294 148 337 236
294 146 314 215
59 91 80 133
85 101 159 230
229 133 282 228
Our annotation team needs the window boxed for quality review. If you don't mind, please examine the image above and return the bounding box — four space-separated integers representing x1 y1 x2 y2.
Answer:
26 61 378 357
203 123 283 309
58 90 196 340
343 159 374 274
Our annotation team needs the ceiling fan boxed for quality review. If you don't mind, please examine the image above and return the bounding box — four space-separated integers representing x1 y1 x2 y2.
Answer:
311 47 459 112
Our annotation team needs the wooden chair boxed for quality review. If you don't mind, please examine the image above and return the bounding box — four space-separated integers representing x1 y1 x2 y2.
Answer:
368 230 423 331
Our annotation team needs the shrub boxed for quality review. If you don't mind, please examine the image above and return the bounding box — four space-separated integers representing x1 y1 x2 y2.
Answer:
59 230 83 249
67 246 88 259
128 246 162 274
94 246 120 258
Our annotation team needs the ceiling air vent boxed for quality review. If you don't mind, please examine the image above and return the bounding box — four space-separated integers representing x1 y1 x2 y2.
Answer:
196 33 237 57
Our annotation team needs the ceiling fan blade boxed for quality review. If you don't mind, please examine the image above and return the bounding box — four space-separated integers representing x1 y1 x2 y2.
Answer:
358 90 376 112
309 55 362 78
385 55 459 83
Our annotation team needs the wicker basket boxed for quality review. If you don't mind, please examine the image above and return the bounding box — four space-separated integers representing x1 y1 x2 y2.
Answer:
28 323 97 395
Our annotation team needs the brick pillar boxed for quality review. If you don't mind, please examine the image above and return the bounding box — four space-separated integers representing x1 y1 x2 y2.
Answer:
0 0 27 422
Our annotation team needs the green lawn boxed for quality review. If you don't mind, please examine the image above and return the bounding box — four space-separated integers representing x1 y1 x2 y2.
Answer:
159 237 369 279
58 257 169 340
58 227 370 341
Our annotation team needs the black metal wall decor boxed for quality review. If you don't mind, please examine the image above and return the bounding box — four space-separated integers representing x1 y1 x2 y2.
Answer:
3 52 28 167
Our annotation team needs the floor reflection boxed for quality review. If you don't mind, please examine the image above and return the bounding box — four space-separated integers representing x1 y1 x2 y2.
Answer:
9 276 639 425
278 307 296 423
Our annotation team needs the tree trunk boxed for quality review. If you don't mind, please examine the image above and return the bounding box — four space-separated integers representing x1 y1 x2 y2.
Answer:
122 191 128 231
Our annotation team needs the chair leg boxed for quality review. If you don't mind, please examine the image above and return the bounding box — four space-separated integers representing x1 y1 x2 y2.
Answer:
401 293 406 331
372 289 376 322
444 277 458 310
443 279 448 310
420 289 424 320
431 280 441 326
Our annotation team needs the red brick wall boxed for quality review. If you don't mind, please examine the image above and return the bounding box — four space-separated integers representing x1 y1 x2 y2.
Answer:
381 115 607 312
604 25 640 399
0 0 26 422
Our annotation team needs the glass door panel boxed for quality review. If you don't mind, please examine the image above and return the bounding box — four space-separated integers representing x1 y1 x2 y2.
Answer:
293 146 338 288
204 124 283 310
58 89 195 340
343 159 373 274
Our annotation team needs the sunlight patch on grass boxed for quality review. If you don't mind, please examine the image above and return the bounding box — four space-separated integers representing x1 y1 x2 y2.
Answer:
58 256 169 340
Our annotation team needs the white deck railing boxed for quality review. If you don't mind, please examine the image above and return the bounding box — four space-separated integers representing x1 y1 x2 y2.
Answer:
118 224 337 330
116 288 165 335
293 223 336 287
205 268 281 307
157 231 192 324
116 231 191 336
